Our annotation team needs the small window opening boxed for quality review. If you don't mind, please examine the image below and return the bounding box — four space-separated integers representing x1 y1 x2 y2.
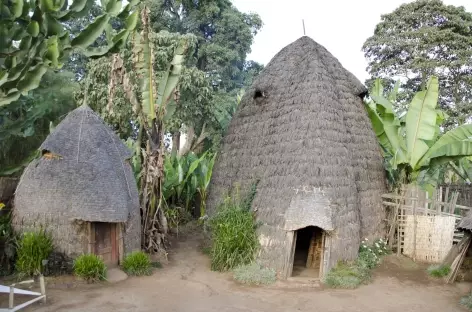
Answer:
42 150 62 160
254 89 265 99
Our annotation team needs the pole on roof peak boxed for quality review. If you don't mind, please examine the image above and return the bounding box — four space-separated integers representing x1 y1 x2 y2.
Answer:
302 19 306 36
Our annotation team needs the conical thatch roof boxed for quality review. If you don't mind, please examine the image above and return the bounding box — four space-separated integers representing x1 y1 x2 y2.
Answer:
207 36 387 274
15 105 139 223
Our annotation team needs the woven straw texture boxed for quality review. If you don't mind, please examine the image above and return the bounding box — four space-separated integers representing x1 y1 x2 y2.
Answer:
13 105 141 256
403 215 455 263
206 36 387 277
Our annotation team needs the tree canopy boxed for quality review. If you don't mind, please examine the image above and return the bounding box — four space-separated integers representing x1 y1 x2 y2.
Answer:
362 0 472 129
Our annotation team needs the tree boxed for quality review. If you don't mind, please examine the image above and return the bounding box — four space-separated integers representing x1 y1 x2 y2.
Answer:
366 76 472 191
148 0 262 92
0 0 139 106
147 0 263 152
0 70 78 175
362 0 472 129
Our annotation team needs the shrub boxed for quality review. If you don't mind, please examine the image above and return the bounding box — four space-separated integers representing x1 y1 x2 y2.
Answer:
122 251 152 276
0 212 17 276
324 237 390 289
233 262 276 285
208 182 259 271
16 229 53 276
324 261 371 289
73 254 107 282
427 264 451 278
461 293 472 311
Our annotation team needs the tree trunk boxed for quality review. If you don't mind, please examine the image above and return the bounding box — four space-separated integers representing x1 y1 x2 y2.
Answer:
171 131 180 155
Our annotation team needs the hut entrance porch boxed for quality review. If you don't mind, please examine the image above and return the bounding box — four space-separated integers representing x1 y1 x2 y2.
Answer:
291 226 324 278
91 222 119 266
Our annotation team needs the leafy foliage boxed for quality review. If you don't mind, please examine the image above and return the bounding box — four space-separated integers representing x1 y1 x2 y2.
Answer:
122 251 152 276
208 184 259 271
363 0 472 128
233 262 276 285
427 264 451 278
0 70 78 175
16 229 53 277
324 238 389 289
366 76 472 190
0 0 139 106
73 254 107 282
0 211 16 275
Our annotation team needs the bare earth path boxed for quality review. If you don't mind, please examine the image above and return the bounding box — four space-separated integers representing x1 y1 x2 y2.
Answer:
24 232 467 312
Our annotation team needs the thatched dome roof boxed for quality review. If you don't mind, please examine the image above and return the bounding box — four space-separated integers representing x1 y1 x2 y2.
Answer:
207 36 386 239
15 105 139 223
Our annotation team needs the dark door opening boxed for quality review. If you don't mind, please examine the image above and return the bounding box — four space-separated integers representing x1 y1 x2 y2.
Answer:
292 226 324 278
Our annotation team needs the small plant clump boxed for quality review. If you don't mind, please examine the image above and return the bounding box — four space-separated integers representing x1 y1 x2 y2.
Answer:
460 293 472 311
16 229 53 277
324 237 391 289
73 254 107 283
208 182 260 272
427 264 451 278
233 262 276 285
122 251 153 276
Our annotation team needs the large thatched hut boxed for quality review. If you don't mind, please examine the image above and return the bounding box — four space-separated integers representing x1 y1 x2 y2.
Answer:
14 105 141 265
207 36 387 279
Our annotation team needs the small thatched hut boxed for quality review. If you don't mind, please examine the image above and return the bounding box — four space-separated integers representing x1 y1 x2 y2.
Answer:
14 105 141 265
207 36 387 279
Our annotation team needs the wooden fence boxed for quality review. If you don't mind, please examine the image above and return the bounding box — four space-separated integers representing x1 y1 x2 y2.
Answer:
382 185 472 263
439 184 472 208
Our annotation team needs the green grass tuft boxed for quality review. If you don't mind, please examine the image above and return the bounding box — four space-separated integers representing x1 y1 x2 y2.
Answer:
233 262 276 285
427 264 451 278
16 229 53 277
324 261 371 289
208 183 259 272
122 251 152 276
73 254 107 282
461 293 472 311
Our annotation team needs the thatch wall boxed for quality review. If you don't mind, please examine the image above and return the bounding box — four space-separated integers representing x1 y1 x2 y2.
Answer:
14 105 141 257
207 36 387 277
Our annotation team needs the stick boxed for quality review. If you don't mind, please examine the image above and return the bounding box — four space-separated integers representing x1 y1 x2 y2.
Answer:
40 275 46 304
9 285 14 309
302 19 306 36
412 198 417 261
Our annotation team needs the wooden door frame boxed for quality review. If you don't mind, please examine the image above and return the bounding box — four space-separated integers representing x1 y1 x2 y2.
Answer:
288 227 326 279
89 222 120 265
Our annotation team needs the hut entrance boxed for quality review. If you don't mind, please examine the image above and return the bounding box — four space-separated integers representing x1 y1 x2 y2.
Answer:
291 226 324 278
92 222 118 266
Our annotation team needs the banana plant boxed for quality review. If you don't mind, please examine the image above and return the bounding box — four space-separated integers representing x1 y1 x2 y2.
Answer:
196 152 217 217
0 0 139 106
366 76 472 188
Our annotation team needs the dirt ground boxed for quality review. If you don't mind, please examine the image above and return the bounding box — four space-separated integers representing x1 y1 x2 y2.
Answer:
4 228 470 312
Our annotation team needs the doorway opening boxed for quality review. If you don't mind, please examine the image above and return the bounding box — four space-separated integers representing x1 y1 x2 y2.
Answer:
291 226 324 278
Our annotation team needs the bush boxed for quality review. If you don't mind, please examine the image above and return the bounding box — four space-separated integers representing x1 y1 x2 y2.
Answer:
324 261 371 289
324 237 390 289
233 262 276 285
461 293 472 311
16 229 53 276
0 212 17 276
122 251 152 276
427 264 451 278
73 254 107 282
208 184 259 271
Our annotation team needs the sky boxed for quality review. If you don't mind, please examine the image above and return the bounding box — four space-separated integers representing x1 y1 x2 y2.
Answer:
231 0 472 83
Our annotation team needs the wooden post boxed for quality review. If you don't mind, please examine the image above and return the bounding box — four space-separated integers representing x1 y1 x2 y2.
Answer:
412 198 417 262
450 192 459 214
39 275 46 304
445 187 450 211
9 285 14 309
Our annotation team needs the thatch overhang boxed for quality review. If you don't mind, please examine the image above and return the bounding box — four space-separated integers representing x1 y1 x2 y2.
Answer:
15 105 139 224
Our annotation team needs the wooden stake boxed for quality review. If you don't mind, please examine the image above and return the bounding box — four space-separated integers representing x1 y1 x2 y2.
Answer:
40 275 46 304
412 198 417 262
9 285 14 309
